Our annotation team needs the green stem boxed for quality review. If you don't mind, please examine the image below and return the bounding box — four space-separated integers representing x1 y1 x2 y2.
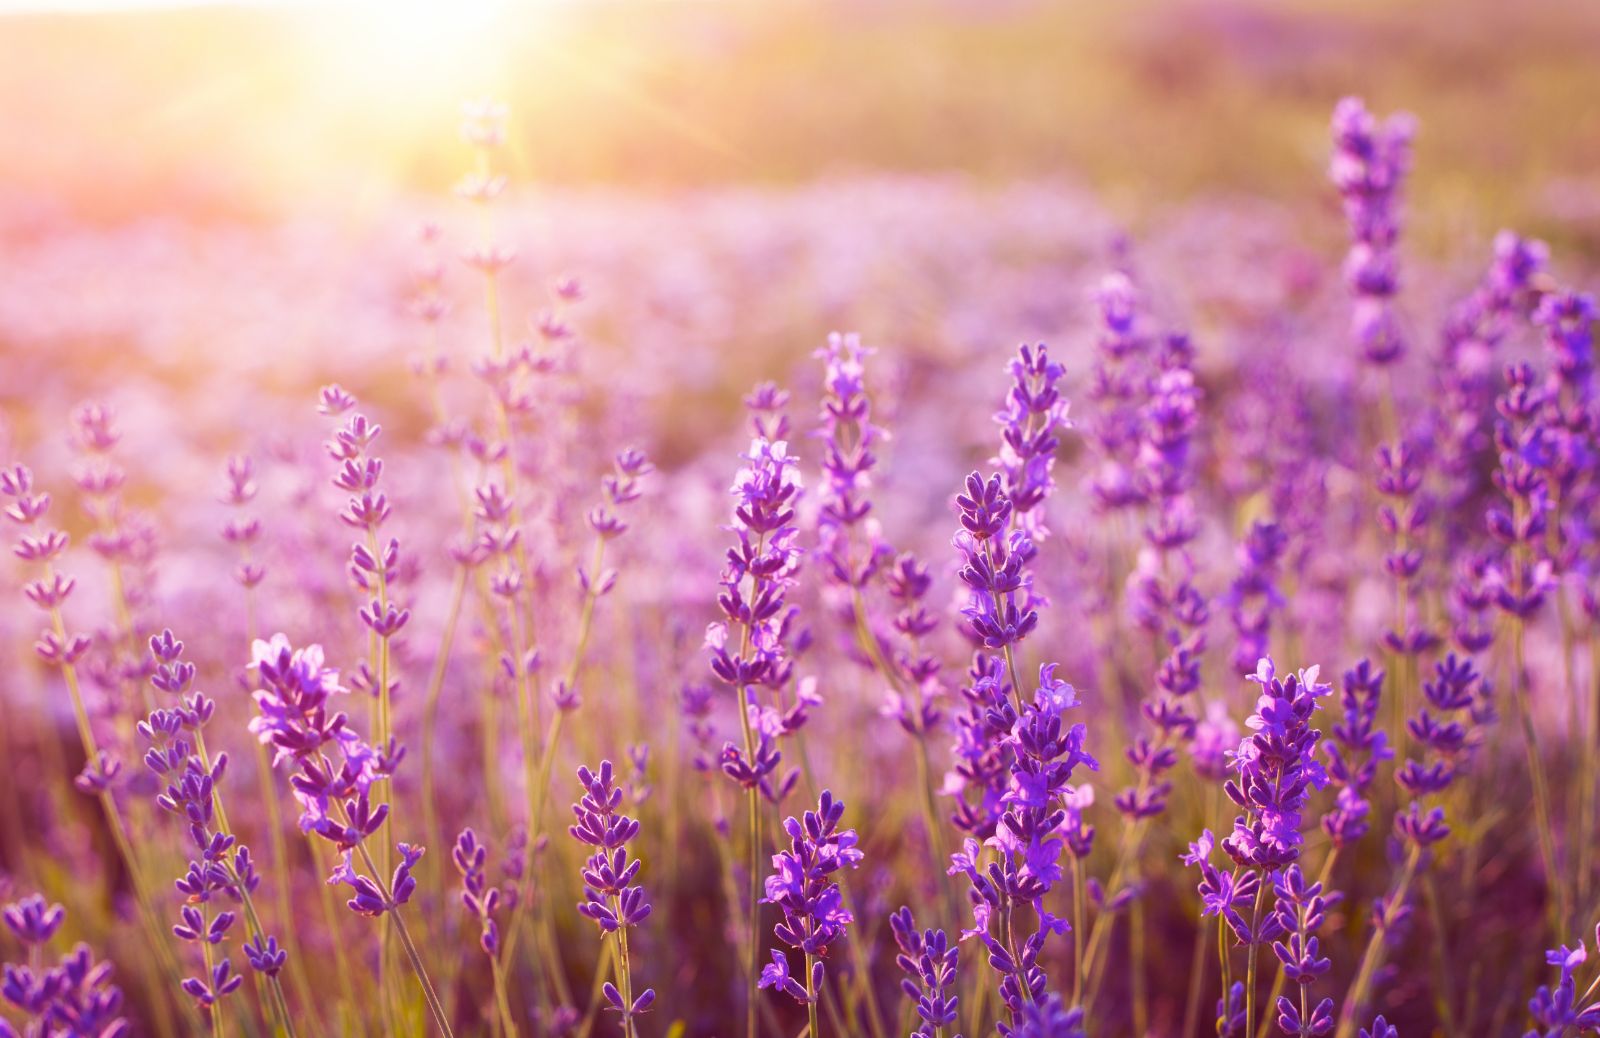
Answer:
1512 613 1565 930
806 952 820 1038
1334 846 1420 1038
1244 877 1265 1037
350 835 454 1038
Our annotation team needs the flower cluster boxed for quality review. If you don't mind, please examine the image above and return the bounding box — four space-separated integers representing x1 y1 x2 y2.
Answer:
1 896 128 1038
815 331 888 590
1320 660 1392 849
570 761 656 1027
889 906 960 1038
1121 330 1208 822
948 662 1095 1032
1394 653 1491 848
249 635 415 914
1269 865 1336 1037
1329 96 1415 366
1087 272 1151 511
1221 659 1331 871
760 790 863 1007
994 343 1071 530
708 425 807 801
1526 932 1600 1037
1223 519 1288 675
453 828 511 956
140 629 284 1013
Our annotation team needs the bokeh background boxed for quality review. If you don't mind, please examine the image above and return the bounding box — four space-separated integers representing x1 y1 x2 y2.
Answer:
4 0 1599 454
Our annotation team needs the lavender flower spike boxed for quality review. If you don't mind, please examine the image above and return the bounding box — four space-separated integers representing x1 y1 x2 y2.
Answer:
570 761 655 1034
761 790 863 1036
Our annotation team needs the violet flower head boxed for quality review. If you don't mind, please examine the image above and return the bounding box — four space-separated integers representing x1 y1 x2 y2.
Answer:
2 897 65 947
570 761 656 1025
1087 271 1151 512
587 447 653 546
1121 330 1209 824
1488 363 1557 619
1321 659 1392 849
1536 290 1596 406
1221 658 1331 870
709 427 806 803
994 342 1071 527
760 790 862 1006
1269 864 1338 1037
948 666 1095 1032
815 331 888 590
1329 96 1416 366
953 472 1038 651
1008 994 1086 1038
570 761 653 936
745 381 791 441
1526 934 1600 1038
879 552 946 738
1358 1017 1397 1038
1224 520 1289 674
3 465 93 674
1393 653 1491 851
453 828 508 956
1183 828 1265 947
139 629 285 1015
1 919 129 1038
889 906 961 1038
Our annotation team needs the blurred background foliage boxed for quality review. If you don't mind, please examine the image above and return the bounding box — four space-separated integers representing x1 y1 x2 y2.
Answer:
1 0 1597 259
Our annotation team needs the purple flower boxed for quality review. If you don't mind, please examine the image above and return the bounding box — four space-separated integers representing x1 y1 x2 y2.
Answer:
570 761 655 1028
814 332 888 590
1321 660 1392 848
1526 932 1600 1037
889 907 960 1038
710 423 806 803
453 828 508 956
994 343 1071 526
1221 659 1331 870
1087 272 1152 511
1330 96 1415 366
761 790 862 1006
2 896 64 947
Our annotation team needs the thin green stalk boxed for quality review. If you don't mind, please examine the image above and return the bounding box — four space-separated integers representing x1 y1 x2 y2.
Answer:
421 565 469 859
194 732 301 1038
746 788 763 1038
805 952 820 1038
1334 846 1420 1038
1131 895 1148 1036
346 828 454 1038
1255 848 1340 1038
1420 872 1457 1033
307 837 367 1035
1071 854 1087 1009
201 900 223 1038
1511 612 1565 929
1183 913 1213 1038
1581 632 1600 916
1243 877 1265 1037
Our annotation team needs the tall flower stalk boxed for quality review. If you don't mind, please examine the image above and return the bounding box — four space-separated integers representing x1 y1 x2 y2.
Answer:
708 416 805 1038
248 635 453 1037
570 761 656 1038
759 791 862 1038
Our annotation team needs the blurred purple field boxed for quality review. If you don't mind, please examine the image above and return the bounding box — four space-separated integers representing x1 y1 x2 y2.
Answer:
2 2 1600 1037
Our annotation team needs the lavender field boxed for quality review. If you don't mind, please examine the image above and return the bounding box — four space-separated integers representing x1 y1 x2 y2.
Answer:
2 1 1600 1036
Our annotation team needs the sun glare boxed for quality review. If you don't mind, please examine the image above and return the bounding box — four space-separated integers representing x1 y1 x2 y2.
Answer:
300 0 516 108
